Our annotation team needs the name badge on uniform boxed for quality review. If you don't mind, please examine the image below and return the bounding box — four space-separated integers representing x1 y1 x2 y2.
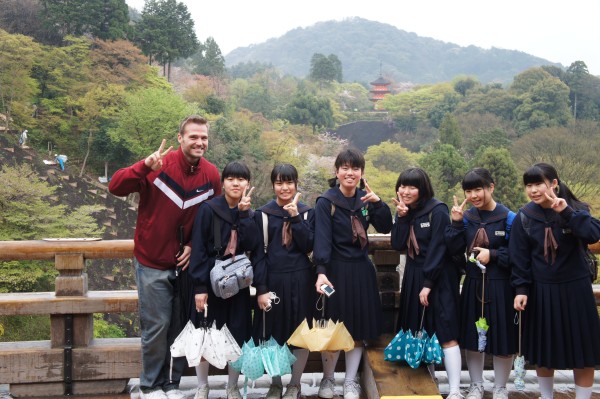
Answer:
420 222 430 228
495 231 506 236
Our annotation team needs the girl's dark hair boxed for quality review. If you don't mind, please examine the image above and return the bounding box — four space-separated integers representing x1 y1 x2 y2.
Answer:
395 168 434 208
271 163 298 185
462 168 494 191
328 148 366 189
221 161 251 182
523 163 588 211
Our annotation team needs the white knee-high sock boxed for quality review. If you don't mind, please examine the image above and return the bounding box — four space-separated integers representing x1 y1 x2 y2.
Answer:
290 349 309 385
228 365 240 388
492 355 513 388
344 347 363 382
537 376 554 399
322 351 340 379
575 385 592 399
466 350 484 384
443 345 462 394
195 361 209 386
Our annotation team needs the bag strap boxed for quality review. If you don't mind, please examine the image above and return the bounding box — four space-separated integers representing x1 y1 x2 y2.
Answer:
262 212 268 253
261 211 308 253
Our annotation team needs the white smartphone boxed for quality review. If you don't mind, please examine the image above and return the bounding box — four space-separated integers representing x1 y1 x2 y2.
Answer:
320 284 335 297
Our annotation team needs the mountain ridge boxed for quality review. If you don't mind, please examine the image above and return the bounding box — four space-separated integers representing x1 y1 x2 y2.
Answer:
225 17 561 85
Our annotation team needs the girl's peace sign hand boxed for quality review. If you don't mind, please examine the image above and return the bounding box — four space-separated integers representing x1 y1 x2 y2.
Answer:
451 195 468 222
238 186 255 211
392 194 409 217
145 139 173 171
283 192 301 217
360 179 380 203
545 187 567 212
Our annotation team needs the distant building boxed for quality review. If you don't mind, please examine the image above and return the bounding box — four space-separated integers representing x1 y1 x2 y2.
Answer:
369 75 392 110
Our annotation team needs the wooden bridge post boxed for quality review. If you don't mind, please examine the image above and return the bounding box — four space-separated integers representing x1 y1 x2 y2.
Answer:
51 253 93 348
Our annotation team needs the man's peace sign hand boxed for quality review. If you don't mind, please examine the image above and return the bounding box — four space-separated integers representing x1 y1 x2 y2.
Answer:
238 186 255 211
451 195 468 222
145 139 172 171
360 179 380 203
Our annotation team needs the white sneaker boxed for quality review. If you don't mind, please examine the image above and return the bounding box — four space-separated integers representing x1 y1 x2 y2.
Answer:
493 387 508 399
282 384 301 399
447 392 465 399
318 378 335 399
466 383 483 399
343 380 361 399
226 386 242 399
140 390 168 399
165 389 187 399
266 384 283 399
193 384 209 399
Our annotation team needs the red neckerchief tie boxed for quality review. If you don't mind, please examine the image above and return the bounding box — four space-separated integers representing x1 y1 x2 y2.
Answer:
223 227 238 259
282 220 292 249
544 226 558 264
468 227 490 254
407 224 420 259
351 215 368 249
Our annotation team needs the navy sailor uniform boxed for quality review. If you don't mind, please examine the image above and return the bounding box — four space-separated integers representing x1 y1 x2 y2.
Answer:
445 203 517 355
313 187 393 340
509 202 600 369
392 198 461 344
251 199 316 345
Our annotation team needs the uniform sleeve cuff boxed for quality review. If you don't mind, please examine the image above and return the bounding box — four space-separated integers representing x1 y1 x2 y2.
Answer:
451 220 463 229
194 285 208 295
239 210 250 219
559 206 574 221
372 200 383 209
316 265 327 274
291 215 302 223
423 279 434 289
256 285 269 295
515 286 529 296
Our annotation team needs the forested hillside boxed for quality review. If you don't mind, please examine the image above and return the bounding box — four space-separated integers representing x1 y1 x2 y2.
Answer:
225 17 561 84
1 0 600 340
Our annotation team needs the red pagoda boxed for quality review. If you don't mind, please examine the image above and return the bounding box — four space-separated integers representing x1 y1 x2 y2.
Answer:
369 75 392 110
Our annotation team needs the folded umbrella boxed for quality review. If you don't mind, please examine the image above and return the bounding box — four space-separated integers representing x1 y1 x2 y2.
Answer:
423 332 444 365
384 329 406 362
513 311 526 391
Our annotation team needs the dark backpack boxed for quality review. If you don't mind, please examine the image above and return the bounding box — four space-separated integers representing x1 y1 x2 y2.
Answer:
519 211 598 282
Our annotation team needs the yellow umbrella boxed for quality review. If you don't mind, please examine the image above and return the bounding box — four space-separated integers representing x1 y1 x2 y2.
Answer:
287 318 354 352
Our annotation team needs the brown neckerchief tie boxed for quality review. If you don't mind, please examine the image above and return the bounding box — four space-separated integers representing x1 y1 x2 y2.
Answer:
468 226 490 254
282 220 292 249
407 224 420 259
544 226 558 264
351 214 368 249
223 226 238 259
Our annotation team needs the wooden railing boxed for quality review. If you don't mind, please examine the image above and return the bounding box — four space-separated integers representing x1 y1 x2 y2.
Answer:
0 238 598 398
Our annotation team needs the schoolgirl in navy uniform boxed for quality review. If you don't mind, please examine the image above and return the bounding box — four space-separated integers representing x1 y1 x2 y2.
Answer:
445 168 517 399
313 149 392 399
188 161 260 399
510 163 600 399
391 167 463 399
251 164 315 399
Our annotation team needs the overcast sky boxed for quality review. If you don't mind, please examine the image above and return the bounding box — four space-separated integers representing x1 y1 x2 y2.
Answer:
126 0 600 76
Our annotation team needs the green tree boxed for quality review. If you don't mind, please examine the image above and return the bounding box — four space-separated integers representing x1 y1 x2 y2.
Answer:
464 127 511 159
453 76 479 96
566 61 589 119
471 147 525 210
309 53 343 83
40 0 130 41
439 113 462 149
134 0 199 80
282 92 334 133
191 37 225 78
419 143 467 205
108 87 197 165
0 29 40 131
513 76 571 133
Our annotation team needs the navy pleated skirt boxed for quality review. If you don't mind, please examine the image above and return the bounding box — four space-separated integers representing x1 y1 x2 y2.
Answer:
396 261 461 344
459 275 517 355
323 256 382 341
522 277 600 369
252 267 317 346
